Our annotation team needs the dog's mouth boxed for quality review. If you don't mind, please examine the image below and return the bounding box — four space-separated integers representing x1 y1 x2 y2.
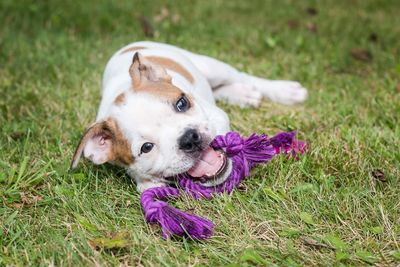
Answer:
186 146 227 183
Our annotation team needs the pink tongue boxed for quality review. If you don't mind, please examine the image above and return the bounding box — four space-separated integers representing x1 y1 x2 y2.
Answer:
188 147 223 178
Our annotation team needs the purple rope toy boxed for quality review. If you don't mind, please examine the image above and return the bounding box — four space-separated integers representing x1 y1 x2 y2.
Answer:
140 131 306 239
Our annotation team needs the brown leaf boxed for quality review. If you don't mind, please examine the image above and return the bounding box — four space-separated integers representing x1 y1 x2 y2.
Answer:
371 169 386 182
10 131 25 140
302 237 332 250
351 48 373 62
10 203 23 208
20 192 43 205
368 33 378 43
396 83 400 93
306 7 318 16
87 240 97 250
138 16 154 38
9 192 43 208
306 22 318 33
287 19 300 29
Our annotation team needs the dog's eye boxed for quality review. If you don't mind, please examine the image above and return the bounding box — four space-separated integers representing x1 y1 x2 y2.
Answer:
175 95 190 112
140 142 154 154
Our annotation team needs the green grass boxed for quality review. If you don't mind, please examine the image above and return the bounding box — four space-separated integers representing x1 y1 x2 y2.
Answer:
1 0 399 265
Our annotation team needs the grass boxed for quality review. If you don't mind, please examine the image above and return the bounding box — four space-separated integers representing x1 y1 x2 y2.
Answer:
0 0 399 265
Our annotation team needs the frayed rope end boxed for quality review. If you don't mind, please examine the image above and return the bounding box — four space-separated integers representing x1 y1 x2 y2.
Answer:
141 187 214 240
158 205 214 239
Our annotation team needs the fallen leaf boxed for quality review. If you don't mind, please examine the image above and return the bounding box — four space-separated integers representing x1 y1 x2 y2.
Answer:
287 19 300 29
351 48 373 62
306 22 318 33
306 7 318 16
368 33 378 43
87 240 97 250
9 192 43 208
89 231 130 250
20 192 43 205
371 169 386 182
10 131 25 140
396 83 400 93
301 236 332 250
138 16 154 38
10 203 23 208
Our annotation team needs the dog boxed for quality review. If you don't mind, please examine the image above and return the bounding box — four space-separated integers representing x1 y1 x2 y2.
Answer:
70 41 307 192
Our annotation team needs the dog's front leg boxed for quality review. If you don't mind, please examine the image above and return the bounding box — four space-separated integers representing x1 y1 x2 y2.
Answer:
126 170 167 192
135 177 166 193
136 180 166 193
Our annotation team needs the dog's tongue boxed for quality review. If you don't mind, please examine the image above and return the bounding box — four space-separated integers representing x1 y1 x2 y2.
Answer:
188 147 224 178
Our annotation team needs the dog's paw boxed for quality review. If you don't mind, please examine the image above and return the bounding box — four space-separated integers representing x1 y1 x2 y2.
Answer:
137 181 166 193
214 83 263 108
263 81 308 105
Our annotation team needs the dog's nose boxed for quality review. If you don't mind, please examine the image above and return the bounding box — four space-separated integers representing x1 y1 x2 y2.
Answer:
178 129 202 153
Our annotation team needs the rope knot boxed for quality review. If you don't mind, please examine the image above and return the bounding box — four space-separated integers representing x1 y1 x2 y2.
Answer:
211 131 244 156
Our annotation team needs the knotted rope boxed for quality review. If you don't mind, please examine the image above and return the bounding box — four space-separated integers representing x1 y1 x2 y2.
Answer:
140 131 306 239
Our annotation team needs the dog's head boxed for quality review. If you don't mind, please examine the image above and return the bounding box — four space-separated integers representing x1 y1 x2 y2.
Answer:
71 52 228 183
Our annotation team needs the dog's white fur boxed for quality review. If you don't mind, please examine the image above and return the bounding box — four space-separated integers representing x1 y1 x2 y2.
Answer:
71 41 307 192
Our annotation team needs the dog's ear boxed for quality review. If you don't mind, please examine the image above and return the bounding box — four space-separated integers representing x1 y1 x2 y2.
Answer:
70 119 134 170
129 52 171 87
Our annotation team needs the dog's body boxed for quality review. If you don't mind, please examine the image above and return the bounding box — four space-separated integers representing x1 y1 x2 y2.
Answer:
71 41 307 192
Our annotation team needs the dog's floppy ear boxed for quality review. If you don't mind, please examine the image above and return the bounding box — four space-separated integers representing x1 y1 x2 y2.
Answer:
129 52 171 88
70 119 134 170
70 120 115 170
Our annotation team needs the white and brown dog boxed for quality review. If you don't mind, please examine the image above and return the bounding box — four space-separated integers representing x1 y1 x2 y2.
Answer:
70 41 307 192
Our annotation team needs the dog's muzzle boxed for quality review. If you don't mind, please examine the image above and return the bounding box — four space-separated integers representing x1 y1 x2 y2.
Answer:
178 128 202 153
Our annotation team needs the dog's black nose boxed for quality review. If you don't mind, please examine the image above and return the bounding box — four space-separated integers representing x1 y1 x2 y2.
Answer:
178 129 202 152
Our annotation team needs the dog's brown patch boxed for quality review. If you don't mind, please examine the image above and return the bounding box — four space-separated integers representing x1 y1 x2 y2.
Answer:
70 118 134 169
106 118 134 166
129 52 190 103
120 46 147 55
135 81 184 103
146 56 194 84
114 93 125 105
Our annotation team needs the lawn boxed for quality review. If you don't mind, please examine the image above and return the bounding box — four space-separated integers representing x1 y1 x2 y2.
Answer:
1 0 399 266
